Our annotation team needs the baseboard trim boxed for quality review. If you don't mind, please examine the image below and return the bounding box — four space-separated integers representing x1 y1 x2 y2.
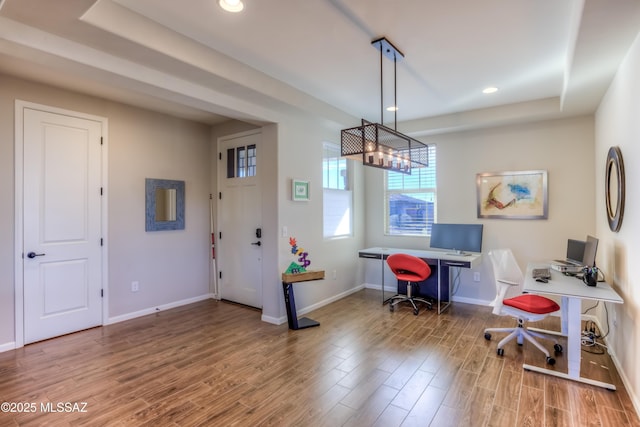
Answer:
584 314 640 418
0 341 16 353
260 314 282 325
106 293 215 325
364 283 397 293
451 295 493 306
264 284 366 326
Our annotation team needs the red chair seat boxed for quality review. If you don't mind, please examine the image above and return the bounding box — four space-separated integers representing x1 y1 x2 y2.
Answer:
504 294 560 314
387 254 431 282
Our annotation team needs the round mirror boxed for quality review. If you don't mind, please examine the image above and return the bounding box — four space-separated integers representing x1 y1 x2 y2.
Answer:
605 146 625 232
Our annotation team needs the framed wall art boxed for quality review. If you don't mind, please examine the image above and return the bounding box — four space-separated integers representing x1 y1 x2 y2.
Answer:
292 179 310 201
476 170 548 219
145 178 185 231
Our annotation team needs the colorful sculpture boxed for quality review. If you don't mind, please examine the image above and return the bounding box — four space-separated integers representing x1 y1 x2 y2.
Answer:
285 237 311 274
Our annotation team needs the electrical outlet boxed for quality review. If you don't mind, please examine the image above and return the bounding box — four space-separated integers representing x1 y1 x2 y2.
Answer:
473 272 481 282
131 281 139 292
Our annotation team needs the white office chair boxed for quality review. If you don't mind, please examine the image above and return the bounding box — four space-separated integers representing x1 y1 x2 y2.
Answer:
483 249 563 365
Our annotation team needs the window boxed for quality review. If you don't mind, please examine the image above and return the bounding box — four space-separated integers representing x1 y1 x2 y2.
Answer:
385 145 437 236
226 144 256 178
323 143 352 238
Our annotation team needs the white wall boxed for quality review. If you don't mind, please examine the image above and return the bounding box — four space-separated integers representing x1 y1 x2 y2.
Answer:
106 104 212 319
0 74 213 346
364 116 596 304
0 72 366 346
274 116 366 320
595 31 640 412
207 115 367 324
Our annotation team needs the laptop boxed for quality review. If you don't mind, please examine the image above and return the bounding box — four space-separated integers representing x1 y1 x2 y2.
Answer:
551 239 585 273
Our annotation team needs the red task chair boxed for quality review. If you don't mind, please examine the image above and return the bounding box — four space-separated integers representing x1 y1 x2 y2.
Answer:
483 249 563 365
386 253 432 315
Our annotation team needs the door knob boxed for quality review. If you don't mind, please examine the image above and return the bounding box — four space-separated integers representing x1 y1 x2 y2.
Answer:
251 241 262 246
27 252 45 258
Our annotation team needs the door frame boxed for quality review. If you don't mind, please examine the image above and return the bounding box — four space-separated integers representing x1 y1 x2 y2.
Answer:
216 129 263 308
13 100 109 348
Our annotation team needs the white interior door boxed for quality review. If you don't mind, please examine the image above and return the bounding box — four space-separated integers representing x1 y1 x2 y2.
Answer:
218 131 263 308
22 107 103 344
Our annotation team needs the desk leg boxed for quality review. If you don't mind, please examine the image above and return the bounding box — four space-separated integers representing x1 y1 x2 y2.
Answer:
522 296 616 390
560 295 569 336
381 256 397 305
381 256 387 304
566 297 582 378
436 260 451 314
282 282 319 330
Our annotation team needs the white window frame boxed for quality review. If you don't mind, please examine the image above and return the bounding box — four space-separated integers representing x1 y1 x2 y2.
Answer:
384 144 437 236
322 143 352 239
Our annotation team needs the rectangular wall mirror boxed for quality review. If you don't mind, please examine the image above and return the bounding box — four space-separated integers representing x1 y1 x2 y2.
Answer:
145 178 185 231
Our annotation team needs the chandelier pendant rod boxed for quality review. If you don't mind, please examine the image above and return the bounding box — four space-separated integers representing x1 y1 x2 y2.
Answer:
394 53 398 131
377 38 400 131
380 44 384 126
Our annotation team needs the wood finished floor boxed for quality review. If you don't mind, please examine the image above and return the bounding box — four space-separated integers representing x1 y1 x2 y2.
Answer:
1 289 638 427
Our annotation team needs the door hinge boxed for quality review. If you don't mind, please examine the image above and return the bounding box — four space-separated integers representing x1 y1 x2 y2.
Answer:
101 289 104 297
219 152 222 160
100 137 104 145
219 231 222 240
219 192 222 200
219 271 222 279
100 187 103 196
100 238 104 246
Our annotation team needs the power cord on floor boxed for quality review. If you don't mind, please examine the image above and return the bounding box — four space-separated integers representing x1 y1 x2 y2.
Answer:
581 304 608 355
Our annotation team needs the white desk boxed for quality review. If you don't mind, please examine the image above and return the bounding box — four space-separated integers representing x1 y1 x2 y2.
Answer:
523 263 624 390
359 247 482 314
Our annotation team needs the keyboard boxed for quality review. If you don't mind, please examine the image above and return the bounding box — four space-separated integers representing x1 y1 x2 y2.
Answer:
532 268 551 279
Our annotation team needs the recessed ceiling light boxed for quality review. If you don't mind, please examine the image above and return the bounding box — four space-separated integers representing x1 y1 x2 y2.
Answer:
483 86 498 94
386 105 398 112
219 0 244 12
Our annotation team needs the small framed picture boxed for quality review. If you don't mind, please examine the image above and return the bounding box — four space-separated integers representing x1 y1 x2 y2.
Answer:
292 179 310 201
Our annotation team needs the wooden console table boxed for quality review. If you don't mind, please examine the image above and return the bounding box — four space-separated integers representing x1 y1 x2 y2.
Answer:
282 270 325 330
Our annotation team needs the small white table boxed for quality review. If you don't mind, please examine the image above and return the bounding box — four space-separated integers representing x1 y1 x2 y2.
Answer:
359 247 482 314
523 263 624 390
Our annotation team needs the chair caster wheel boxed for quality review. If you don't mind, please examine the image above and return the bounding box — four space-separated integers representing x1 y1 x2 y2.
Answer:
389 304 395 312
554 344 563 354
497 348 504 356
413 308 419 315
546 357 556 365
484 333 491 341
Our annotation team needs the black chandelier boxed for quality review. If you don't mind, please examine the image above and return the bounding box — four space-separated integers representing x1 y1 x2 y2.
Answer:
341 37 429 174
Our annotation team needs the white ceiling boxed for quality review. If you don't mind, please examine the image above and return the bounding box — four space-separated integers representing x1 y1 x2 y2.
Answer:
1 0 640 133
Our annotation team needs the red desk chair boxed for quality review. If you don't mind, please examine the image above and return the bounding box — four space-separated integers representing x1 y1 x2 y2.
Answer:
483 249 563 365
386 253 432 315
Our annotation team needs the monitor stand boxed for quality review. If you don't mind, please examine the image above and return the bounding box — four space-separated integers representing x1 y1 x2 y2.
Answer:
446 249 471 256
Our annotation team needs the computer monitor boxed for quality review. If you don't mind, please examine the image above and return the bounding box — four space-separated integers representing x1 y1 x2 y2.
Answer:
429 223 483 254
582 235 599 267
566 239 586 264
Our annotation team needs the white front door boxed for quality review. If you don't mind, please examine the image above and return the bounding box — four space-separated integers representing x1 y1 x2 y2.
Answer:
22 106 104 344
218 131 263 308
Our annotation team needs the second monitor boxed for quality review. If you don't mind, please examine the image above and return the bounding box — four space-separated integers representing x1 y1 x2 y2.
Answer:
429 223 483 255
